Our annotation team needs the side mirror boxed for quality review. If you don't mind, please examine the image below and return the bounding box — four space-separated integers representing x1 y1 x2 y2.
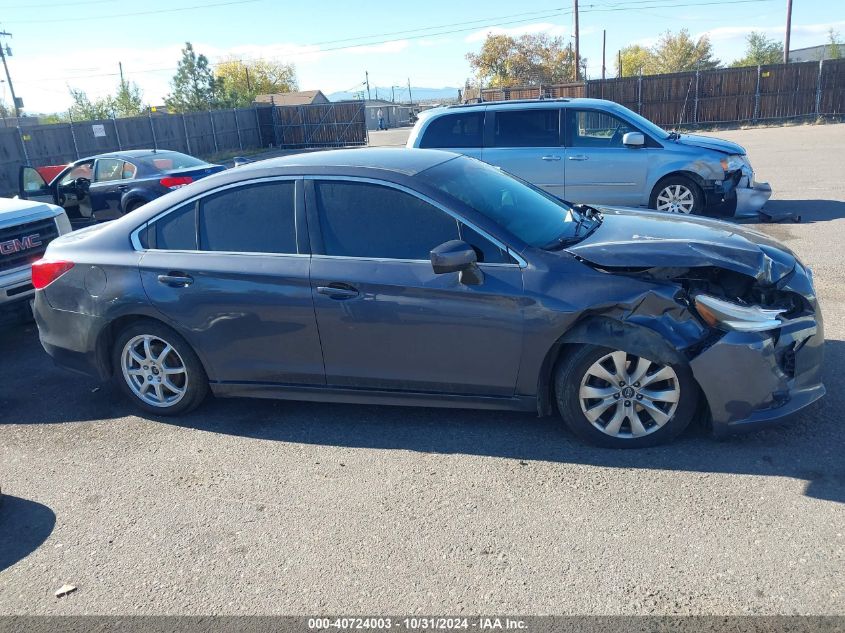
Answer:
430 240 483 285
623 132 645 147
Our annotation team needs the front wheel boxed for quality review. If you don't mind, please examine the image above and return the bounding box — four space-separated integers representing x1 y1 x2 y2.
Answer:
555 345 698 448
112 321 208 415
649 176 704 215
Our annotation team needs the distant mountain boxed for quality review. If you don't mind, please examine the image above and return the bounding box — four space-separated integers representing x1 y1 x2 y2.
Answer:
327 86 462 103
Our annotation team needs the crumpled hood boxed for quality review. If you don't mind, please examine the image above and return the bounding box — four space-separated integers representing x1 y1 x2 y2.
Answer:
566 208 796 284
674 133 745 156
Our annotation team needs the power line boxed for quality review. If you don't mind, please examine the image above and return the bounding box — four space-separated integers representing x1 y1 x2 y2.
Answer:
6 0 262 24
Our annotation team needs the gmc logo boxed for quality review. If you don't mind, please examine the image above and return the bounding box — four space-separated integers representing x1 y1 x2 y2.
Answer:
0 234 42 256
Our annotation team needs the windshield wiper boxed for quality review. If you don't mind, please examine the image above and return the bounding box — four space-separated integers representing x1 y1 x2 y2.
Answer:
545 205 603 250
668 130 681 140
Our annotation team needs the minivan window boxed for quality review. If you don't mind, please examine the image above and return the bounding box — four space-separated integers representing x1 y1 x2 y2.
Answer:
569 110 635 148
314 180 459 260
199 181 297 254
419 156 578 249
419 112 484 149
493 109 559 147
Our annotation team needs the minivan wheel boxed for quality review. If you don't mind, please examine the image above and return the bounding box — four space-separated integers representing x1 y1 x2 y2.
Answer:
555 345 698 448
113 321 208 415
650 176 703 214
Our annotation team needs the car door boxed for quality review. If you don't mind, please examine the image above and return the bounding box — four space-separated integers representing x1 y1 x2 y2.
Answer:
563 108 650 206
417 110 484 160
306 177 524 397
481 108 565 198
19 166 57 205
89 158 126 219
138 178 326 386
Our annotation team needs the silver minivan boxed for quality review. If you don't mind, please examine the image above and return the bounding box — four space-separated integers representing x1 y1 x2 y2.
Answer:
407 98 771 217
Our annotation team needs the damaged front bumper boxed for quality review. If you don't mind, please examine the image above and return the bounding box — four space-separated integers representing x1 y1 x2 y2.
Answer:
689 311 825 437
735 180 773 218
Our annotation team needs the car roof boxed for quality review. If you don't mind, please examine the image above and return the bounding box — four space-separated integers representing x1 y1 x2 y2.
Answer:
422 97 624 115
241 147 459 176
75 149 185 162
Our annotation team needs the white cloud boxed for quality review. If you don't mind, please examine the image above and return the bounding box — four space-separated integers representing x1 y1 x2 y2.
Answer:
464 22 570 43
698 20 845 43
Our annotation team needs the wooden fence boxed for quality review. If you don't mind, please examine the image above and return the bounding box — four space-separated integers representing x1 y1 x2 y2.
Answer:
469 59 845 127
0 101 367 196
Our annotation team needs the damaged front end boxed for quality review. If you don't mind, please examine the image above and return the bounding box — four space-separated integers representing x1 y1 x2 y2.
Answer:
583 261 824 436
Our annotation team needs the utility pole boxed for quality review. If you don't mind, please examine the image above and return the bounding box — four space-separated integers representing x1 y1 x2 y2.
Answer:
119 61 125 86
602 30 606 81
618 50 622 78
365 71 371 101
573 0 580 81
783 0 793 64
0 30 20 118
391 86 395 102
407 78 413 105
245 66 252 91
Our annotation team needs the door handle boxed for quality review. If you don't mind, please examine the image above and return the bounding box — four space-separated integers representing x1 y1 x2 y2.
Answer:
568 154 589 161
317 284 359 299
117 184 129 191
541 155 562 161
157 273 194 287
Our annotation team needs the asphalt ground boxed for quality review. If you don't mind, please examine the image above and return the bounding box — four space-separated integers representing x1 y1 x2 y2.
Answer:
0 123 843 616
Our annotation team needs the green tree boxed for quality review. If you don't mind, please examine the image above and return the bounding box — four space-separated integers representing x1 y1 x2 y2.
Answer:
68 88 115 120
618 44 654 77
467 33 579 87
731 31 784 67
166 42 221 112
827 28 843 60
215 57 297 107
650 29 720 73
114 79 145 117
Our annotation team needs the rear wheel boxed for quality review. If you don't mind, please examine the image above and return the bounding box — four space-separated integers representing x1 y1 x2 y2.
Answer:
555 345 698 448
112 321 208 415
650 175 704 215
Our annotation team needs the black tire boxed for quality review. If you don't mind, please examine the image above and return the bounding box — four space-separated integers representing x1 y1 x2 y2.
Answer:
554 344 698 448
112 320 208 416
649 174 705 215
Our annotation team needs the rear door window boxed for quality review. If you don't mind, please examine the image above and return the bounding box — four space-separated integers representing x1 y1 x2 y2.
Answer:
493 109 559 147
419 112 484 149
94 158 124 182
198 181 297 254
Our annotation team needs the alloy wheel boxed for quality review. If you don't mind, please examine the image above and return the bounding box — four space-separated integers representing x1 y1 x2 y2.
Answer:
578 351 680 439
655 184 695 213
121 334 188 408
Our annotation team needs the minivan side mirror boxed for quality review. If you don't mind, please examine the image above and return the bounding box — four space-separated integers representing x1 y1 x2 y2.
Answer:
623 132 645 147
430 240 484 285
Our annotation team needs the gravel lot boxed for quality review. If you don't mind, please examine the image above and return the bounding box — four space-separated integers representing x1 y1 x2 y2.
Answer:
1 123 843 616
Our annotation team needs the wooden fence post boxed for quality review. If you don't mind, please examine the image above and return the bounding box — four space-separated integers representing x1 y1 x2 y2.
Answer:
254 105 262 147
753 65 762 122
209 110 219 153
693 70 700 124
637 73 643 113
234 108 243 151
182 113 192 155
815 58 824 117
112 115 122 150
148 109 158 150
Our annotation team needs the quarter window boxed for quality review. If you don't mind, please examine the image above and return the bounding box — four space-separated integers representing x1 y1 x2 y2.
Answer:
152 203 197 250
419 112 484 149
198 181 297 254
493 109 559 147
459 224 516 265
314 181 459 260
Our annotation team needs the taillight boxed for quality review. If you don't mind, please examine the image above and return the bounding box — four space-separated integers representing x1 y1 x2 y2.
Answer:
31 259 74 290
160 176 193 190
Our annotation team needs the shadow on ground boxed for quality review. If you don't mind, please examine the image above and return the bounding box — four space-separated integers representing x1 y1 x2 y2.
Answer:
2 323 843 504
758 199 845 224
0 495 56 572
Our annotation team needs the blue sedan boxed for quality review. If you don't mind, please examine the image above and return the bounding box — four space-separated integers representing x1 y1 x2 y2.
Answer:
19 150 225 222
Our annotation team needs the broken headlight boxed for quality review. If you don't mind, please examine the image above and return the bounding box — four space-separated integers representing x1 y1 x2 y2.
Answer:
720 155 747 172
694 294 785 332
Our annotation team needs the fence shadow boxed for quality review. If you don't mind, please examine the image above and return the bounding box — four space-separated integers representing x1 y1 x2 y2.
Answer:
0 495 56 572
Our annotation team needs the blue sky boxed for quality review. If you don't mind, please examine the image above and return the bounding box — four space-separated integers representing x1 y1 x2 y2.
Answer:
1 0 842 113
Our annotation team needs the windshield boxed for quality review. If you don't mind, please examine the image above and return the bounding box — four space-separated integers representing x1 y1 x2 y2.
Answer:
137 151 209 172
420 156 580 249
615 105 671 140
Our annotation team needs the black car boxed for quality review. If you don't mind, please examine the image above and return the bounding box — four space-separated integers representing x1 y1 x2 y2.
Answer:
20 150 225 222
31 148 824 448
